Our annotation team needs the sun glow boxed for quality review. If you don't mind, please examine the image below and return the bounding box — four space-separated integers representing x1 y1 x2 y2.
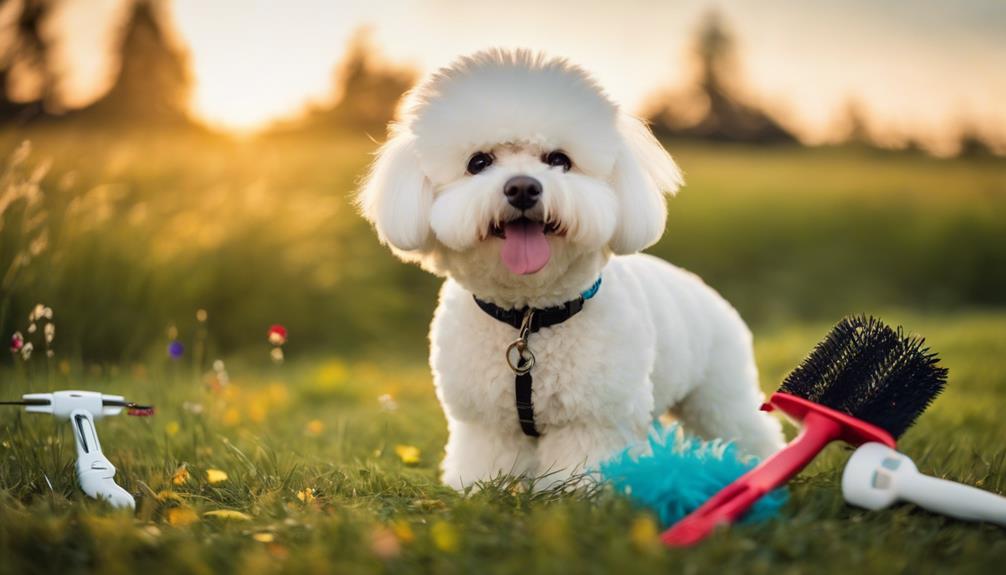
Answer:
170 0 375 132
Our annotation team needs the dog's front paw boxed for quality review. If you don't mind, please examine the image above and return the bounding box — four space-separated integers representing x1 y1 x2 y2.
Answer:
440 420 536 491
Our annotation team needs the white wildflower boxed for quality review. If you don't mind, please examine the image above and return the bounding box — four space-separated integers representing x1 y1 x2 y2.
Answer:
270 347 284 364
183 402 204 415
378 394 398 413
212 359 229 386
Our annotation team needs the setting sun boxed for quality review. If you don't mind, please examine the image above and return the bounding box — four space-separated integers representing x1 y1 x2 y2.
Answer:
171 0 376 132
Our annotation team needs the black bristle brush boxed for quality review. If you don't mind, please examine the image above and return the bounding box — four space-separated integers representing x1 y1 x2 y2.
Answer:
662 315 947 546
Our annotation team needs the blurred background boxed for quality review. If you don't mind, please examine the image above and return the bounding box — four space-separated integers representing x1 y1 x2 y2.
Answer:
0 0 1003 365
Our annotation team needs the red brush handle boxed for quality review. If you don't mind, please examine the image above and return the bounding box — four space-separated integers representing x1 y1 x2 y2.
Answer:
661 410 843 547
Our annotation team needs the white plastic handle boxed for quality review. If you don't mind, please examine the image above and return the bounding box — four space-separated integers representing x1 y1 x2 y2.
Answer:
24 391 125 420
69 409 135 509
843 442 1005 527
898 470 1006 526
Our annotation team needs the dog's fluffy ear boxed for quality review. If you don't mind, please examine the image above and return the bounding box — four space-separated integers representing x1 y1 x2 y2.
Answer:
608 114 683 255
357 133 433 252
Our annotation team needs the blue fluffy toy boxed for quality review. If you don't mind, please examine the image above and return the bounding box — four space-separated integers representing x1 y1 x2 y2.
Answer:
599 422 788 526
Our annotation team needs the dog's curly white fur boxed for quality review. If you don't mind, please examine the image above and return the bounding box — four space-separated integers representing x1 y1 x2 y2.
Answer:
358 49 784 490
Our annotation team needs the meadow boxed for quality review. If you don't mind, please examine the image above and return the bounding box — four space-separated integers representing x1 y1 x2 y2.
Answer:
1 130 1004 573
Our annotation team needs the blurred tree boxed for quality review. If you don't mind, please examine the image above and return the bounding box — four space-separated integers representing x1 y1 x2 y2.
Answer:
69 0 194 128
900 137 928 156
272 29 415 136
838 99 875 147
956 125 997 158
0 0 57 125
646 10 796 145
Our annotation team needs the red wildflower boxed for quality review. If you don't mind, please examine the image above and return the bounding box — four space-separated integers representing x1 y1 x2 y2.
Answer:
268 324 287 346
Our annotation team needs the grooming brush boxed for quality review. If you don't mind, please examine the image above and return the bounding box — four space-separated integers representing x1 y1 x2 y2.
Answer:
1 390 155 509
662 315 947 546
843 442 1006 527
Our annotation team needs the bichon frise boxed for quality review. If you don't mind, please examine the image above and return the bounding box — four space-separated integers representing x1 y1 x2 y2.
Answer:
358 49 783 490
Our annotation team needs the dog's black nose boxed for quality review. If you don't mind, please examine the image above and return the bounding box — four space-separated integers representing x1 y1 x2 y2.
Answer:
504 176 542 210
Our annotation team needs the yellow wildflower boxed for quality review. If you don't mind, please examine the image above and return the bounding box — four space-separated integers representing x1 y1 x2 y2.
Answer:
267 383 289 404
164 421 180 437
629 515 661 553
314 360 348 390
204 509 252 521
206 469 229 484
248 399 267 423
394 444 421 465
430 520 458 552
391 520 415 544
223 407 241 426
165 507 199 527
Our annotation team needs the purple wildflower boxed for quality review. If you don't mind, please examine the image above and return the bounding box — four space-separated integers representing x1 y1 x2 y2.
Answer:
168 340 184 359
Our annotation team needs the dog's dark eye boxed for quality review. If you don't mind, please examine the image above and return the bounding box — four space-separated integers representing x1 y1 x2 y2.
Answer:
543 151 572 172
466 152 494 175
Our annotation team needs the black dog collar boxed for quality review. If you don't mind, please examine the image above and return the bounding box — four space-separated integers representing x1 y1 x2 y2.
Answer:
473 277 602 437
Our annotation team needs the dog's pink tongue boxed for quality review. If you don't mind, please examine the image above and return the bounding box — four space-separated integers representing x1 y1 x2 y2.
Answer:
501 220 550 275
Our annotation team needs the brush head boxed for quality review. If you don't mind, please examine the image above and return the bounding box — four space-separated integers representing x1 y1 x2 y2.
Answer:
777 315 947 439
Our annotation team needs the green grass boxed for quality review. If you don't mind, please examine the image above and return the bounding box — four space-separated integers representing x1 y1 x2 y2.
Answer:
655 143 1006 327
1 311 1004 574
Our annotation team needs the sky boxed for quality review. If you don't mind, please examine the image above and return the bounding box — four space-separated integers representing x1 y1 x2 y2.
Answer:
50 0 1006 148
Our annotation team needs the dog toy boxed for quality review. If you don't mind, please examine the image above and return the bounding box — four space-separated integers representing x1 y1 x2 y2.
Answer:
663 315 947 546
600 423 787 526
1 390 154 509
843 442 1006 527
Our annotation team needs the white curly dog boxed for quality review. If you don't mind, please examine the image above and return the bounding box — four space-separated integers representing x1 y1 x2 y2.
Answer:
358 49 783 490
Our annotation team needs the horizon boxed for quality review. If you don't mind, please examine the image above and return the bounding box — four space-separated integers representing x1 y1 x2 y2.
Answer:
31 0 1006 151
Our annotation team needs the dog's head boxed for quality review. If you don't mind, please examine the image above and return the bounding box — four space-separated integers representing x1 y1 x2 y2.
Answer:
358 49 682 305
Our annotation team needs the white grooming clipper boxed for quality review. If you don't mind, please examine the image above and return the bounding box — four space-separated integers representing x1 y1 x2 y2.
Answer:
843 442 1006 527
2 390 154 509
